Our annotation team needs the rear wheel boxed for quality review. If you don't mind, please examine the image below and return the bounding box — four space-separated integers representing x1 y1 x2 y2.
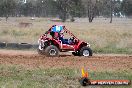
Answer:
80 46 92 56
45 45 59 57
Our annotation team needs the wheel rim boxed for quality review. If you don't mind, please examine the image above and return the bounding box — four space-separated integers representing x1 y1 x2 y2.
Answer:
49 49 56 56
83 50 89 56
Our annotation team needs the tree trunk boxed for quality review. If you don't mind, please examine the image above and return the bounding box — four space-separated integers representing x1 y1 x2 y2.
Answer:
87 0 95 23
6 15 8 21
110 0 113 23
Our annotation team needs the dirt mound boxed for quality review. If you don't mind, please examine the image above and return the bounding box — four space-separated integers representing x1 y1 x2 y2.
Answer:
0 50 132 71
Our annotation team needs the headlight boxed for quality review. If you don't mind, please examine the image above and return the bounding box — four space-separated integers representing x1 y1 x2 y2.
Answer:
87 43 90 47
38 39 41 44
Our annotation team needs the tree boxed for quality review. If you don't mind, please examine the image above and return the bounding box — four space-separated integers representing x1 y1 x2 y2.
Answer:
68 0 85 21
0 0 16 21
35 0 56 17
55 0 69 22
55 0 85 22
110 0 113 23
82 0 99 23
121 0 132 16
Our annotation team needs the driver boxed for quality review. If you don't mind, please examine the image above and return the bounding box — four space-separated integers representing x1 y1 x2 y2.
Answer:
49 25 63 40
59 31 68 44
59 30 74 44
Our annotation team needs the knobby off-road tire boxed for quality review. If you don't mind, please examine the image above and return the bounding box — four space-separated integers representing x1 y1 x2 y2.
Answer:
45 45 59 57
0 42 6 48
6 43 18 49
18 43 32 49
80 46 92 56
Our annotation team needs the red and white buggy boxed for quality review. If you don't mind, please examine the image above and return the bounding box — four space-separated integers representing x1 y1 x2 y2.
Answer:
38 25 93 57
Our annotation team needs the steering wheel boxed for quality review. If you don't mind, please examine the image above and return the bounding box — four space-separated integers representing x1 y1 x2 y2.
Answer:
69 37 75 44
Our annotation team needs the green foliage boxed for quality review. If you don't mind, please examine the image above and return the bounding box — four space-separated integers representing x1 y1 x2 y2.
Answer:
0 0 16 17
121 0 132 16
54 0 84 22
68 0 85 18
0 0 86 22
0 0 132 20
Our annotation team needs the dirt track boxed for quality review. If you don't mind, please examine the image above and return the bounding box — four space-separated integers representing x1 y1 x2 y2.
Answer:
0 50 132 71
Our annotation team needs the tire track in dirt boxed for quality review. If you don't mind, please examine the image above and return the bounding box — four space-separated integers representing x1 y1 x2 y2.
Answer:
0 50 132 71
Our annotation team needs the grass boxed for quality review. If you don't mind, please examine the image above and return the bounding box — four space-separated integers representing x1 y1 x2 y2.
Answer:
0 17 132 54
94 47 132 54
0 65 131 88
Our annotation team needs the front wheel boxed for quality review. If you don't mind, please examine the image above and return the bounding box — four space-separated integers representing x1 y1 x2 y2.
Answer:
80 46 92 56
45 45 59 57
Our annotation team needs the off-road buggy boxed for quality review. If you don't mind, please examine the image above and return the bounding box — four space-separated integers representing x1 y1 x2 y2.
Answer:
38 25 92 57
